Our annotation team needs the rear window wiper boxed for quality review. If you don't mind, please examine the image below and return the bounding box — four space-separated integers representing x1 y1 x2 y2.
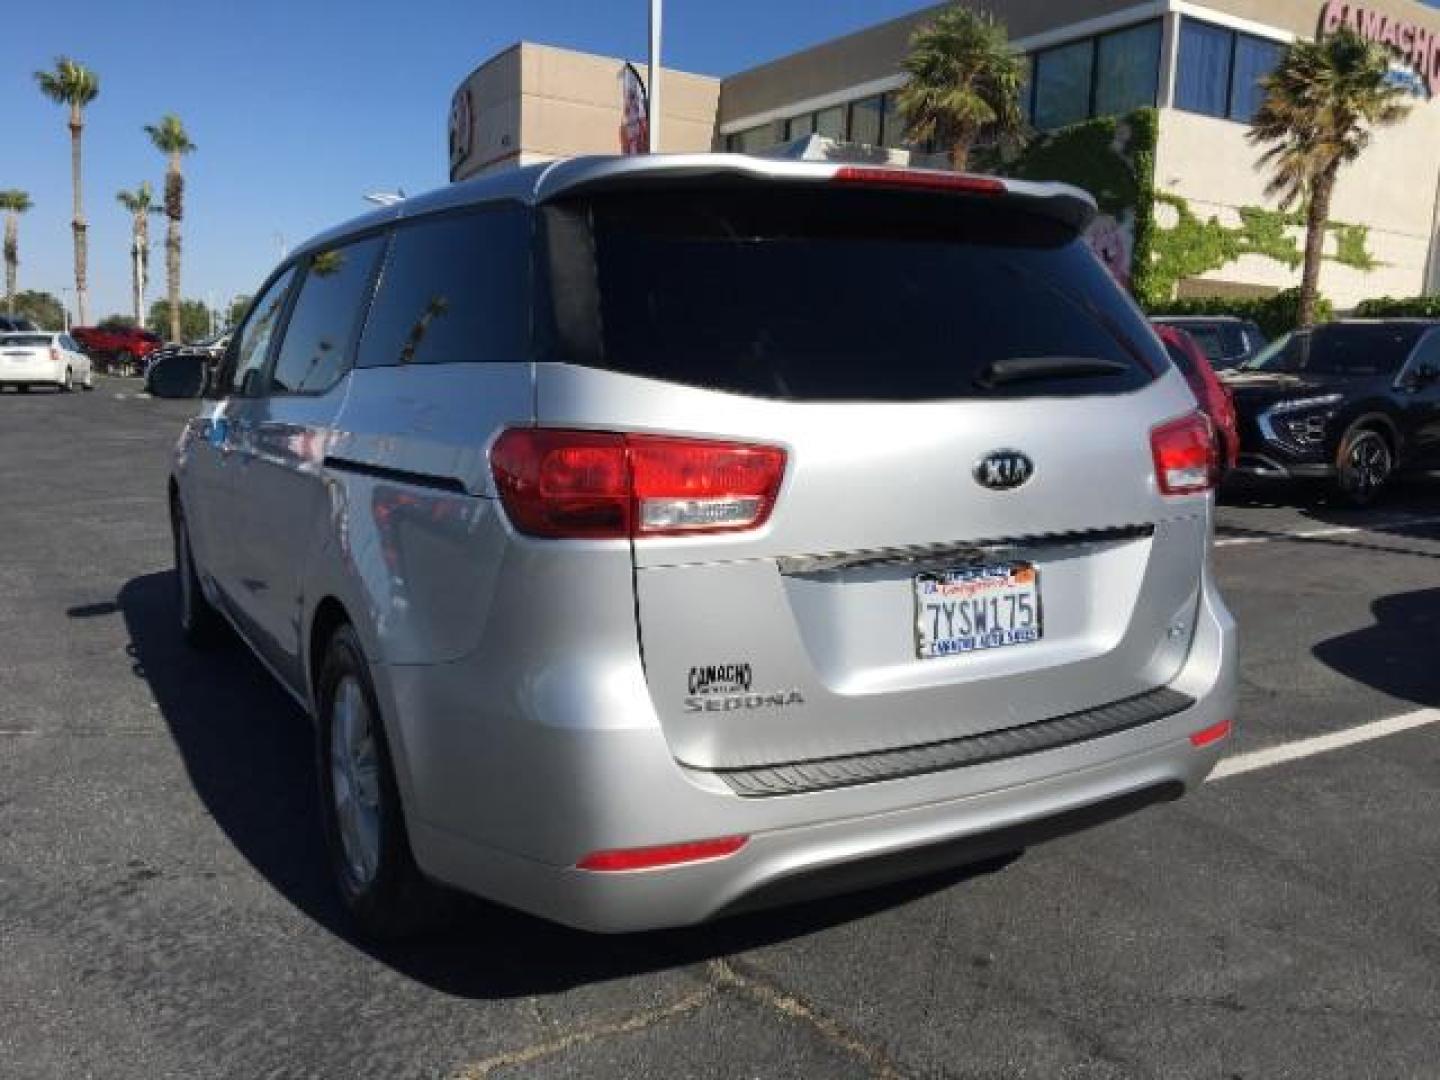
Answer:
977 356 1131 388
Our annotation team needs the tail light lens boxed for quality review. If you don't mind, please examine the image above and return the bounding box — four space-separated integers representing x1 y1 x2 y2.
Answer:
50 347 61 363
1151 412 1217 496
490 428 786 540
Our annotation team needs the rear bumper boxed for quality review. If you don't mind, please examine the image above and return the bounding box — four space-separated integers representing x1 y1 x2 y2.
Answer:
385 568 1237 933
0 361 64 385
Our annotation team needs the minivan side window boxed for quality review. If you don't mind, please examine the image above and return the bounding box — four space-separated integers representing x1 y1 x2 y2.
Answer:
224 267 297 397
269 236 385 394
357 205 530 369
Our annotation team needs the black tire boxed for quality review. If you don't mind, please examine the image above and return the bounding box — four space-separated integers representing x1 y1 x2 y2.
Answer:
61 368 74 393
171 499 225 647
316 624 450 939
1334 426 1394 508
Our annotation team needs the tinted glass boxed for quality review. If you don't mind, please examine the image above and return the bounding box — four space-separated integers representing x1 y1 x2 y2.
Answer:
785 113 816 141
547 188 1163 402
1034 40 1094 130
1244 325 1424 377
1184 326 1227 362
1 334 54 348
1164 341 1196 377
1231 35 1284 122
730 125 775 153
1095 22 1161 117
225 267 296 396
148 356 208 398
850 96 883 146
814 105 846 139
270 237 384 393
882 93 908 148
1177 20 1232 117
357 207 530 369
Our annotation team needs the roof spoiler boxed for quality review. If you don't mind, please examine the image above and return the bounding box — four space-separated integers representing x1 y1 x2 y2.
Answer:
535 153 1098 233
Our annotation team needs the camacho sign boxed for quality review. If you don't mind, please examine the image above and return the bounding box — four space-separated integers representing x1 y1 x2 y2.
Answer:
1321 1 1440 96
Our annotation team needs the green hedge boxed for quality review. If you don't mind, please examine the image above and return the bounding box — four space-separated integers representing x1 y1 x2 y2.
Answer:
1352 295 1440 318
1145 287 1333 340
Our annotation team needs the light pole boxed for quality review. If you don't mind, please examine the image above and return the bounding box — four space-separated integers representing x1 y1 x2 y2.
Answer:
649 0 663 153
60 286 72 331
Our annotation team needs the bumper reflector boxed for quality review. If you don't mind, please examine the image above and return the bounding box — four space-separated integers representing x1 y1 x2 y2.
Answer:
1190 719 1232 748
576 835 749 872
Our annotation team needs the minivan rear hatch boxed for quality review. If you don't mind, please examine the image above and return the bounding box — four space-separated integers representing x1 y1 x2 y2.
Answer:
532 166 1208 779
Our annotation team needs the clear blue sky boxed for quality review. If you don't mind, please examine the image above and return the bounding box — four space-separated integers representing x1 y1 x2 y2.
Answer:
6 0 929 324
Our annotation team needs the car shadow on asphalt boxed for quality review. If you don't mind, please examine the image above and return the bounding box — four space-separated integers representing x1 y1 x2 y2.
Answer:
115 570 1008 999
1313 587 1440 710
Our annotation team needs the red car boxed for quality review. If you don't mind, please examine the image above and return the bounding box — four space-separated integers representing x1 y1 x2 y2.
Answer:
70 325 164 374
1154 323 1239 475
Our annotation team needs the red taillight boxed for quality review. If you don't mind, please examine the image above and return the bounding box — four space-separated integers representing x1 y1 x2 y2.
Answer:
1150 412 1217 496
832 166 1007 196
1190 719 1232 748
576 835 749 872
490 428 786 540
50 347 61 363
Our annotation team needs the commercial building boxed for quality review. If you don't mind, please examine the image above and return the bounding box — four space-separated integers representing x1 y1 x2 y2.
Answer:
449 0 1440 307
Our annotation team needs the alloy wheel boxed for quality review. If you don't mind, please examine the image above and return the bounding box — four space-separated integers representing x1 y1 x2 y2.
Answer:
330 676 382 890
1341 432 1391 502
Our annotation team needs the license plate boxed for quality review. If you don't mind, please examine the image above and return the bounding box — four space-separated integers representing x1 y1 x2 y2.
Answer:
914 562 1042 659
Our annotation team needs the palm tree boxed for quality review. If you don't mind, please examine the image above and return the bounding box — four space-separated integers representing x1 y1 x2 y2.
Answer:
34 58 100 326
144 114 196 342
897 3 1028 171
116 182 157 325
1248 29 1408 327
0 190 33 314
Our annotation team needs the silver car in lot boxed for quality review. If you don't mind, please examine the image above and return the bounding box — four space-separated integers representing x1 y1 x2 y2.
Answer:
169 155 1236 936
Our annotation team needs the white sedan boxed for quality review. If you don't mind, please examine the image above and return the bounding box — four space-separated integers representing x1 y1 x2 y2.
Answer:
0 331 94 392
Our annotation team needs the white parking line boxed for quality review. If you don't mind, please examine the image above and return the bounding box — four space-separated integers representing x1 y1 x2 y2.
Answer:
1215 515 1440 548
1209 708 1440 781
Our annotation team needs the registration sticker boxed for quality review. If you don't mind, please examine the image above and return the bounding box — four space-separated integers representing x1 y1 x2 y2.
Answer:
914 562 1042 659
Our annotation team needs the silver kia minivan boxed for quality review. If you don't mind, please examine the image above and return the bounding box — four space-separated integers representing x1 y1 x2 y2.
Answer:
170 155 1236 936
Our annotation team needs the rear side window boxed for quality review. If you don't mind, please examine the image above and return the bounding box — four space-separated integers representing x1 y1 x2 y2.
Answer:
357 205 530 369
543 188 1162 401
1245 324 1424 377
1 335 53 348
270 236 385 394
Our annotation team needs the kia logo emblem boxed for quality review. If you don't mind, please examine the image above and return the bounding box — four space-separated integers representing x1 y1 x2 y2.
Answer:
974 450 1034 491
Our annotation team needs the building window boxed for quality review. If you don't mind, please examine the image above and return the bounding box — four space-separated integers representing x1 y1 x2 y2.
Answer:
850 95 883 146
1230 34 1285 122
1028 21 1161 131
882 92 908 148
785 113 816 141
1033 39 1094 130
814 105 847 139
1176 18 1284 123
727 124 777 153
1094 21 1162 118
1176 20 1233 117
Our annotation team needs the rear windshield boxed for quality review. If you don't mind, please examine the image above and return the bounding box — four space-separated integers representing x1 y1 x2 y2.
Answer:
0 335 53 348
1242 325 1423 377
1182 325 1245 363
543 187 1163 401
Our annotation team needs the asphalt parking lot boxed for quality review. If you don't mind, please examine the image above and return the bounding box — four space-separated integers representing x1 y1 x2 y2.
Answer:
2 378 1438 1079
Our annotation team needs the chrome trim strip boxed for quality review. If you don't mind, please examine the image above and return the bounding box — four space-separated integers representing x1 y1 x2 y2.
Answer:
776 525 1155 576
